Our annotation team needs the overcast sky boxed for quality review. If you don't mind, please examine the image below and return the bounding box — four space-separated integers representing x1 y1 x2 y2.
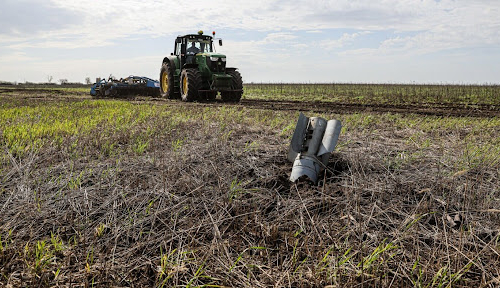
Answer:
1 0 499 84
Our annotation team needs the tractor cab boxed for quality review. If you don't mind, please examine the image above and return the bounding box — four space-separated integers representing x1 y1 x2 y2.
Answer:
174 32 216 65
185 38 213 54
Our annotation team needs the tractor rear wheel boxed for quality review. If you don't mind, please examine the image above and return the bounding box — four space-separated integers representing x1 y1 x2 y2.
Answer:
180 68 201 102
160 62 178 99
221 70 243 102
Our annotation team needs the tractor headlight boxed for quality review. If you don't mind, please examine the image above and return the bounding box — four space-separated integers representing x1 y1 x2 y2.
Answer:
210 57 226 62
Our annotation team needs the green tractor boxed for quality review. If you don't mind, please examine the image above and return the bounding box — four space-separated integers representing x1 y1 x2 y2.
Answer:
160 31 243 102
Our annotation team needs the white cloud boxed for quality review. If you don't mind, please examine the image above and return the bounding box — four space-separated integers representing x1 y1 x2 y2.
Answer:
2 0 499 52
322 31 371 49
263 33 298 43
0 51 34 63
1 0 499 83
0 1 495 44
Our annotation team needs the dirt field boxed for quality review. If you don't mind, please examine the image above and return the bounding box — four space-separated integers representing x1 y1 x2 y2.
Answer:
2 86 499 117
0 86 499 287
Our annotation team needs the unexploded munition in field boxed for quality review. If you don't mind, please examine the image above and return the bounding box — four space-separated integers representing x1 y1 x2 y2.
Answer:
288 113 341 184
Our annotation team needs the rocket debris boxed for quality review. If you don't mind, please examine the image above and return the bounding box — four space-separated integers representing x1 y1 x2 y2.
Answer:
288 113 341 183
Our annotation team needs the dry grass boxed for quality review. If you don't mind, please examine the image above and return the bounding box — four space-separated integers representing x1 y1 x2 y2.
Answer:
0 89 499 287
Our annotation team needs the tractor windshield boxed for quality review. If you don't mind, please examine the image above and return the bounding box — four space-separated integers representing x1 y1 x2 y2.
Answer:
187 39 213 54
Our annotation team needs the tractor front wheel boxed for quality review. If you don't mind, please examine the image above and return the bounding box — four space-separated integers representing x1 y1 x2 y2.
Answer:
221 70 243 102
180 68 201 102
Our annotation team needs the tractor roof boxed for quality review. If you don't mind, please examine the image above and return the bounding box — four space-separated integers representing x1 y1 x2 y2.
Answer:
178 34 213 41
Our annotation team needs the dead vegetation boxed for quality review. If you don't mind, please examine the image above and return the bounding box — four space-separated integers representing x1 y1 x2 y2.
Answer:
0 88 499 287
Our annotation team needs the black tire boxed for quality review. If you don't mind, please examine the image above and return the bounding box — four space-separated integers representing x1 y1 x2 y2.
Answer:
208 91 217 101
221 70 243 102
97 85 105 97
180 68 201 102
90 89 98 98
160 62 177 99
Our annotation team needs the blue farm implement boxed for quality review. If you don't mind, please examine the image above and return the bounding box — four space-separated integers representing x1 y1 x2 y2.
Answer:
90 76 160 98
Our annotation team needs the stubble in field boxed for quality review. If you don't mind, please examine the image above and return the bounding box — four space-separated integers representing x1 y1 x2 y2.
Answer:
0 88 499 287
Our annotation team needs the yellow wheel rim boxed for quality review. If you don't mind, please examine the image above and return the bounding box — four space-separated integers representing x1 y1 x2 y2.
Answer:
161 72 168 92
183 76 188 94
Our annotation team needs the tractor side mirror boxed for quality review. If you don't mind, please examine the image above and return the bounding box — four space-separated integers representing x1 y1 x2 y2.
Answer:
219 39 223 46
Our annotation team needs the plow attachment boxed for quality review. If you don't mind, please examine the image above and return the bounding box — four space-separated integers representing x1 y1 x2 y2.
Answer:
90 76 160 98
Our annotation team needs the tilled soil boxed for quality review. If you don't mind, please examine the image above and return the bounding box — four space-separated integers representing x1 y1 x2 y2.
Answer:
3 87 499 118
138 98 500 118
238 99 500 118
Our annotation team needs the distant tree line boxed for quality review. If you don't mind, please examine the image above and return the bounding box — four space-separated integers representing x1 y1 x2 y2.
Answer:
0 77 94 86
0 81 86 86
